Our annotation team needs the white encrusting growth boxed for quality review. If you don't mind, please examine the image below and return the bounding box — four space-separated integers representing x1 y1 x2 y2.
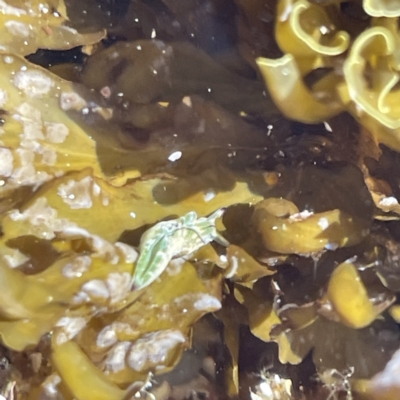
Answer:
59 91 87 111
62 255 92 278
2 248 29 268
8 197 137 266
96 326 118 349
127 330 186 371
193 294 222 311
114 242 138 263
6 102 70 186
5 20 31 37
55 317 87 345
81 280 109 299
104 341 131 373
58 176 94 209
0 88 8 107
13 69 54 97
106 272 131 305
0 148 13 176
45 122 69 143
80 272 132 305
0 0 27 16
174 293 222 312
103 330 186 373
96 322 138 349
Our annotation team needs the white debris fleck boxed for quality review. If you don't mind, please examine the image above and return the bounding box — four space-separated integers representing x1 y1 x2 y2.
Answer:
81 280 109 300
13 70 54 97
325 242 339 251
45 122 69 143
3 55 13 64
127 330 186 372
193 294 221 311
106 272 131 305
62 255 92 278
96 325 118 348
97 322 137 349
0 89 7 107
58 176 93 209
5 20 30 37
324 121 333 132
168 151 182 162
203 190 216 202
379 196 399 207
104 341 131 373
182 96 192 107
0 147 13 177
55 317 87 345
318 217 330 230
92 183 101 196
289 210 314 222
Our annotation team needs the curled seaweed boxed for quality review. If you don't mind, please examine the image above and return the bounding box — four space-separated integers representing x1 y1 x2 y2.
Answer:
339 26 400 151
52 340 127 400
3 0 400 397
257 54 344 123
252 198 368 254
325 261 381 328
363 0 400 17
275 0 350 63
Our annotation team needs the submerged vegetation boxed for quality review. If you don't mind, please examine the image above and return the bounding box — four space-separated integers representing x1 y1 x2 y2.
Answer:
2 0 400 399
